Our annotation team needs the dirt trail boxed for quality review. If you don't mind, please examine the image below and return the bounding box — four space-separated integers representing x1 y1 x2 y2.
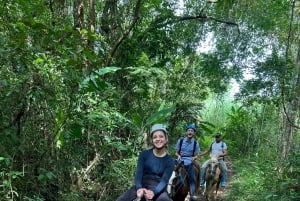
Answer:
215 156 234 201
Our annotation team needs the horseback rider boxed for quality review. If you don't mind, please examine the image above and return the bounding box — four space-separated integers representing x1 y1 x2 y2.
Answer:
175 124 200 201
199 133 228 188
116 124 174 201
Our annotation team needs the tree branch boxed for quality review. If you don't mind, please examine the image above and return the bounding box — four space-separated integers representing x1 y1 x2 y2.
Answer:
281 86 300 130
105 0 142 66
0 103 26 133
285 0 295 61
178 14 240 34
145 13 240 36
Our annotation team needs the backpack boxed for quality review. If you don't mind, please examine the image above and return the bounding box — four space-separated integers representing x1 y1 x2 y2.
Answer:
178 138 197 157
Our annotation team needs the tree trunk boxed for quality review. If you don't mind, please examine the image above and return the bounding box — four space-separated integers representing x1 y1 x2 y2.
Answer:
281 39 300 159
73 0 85 30
88 0 95 48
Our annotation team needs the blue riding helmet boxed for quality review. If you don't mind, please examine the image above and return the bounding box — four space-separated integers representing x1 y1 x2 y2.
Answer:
186 124 196 132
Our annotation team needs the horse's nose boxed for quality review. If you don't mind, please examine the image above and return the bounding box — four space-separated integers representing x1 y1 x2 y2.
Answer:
208 169 216 175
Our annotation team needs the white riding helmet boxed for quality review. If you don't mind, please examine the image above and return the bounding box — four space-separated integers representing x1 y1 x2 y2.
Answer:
150 124 167 136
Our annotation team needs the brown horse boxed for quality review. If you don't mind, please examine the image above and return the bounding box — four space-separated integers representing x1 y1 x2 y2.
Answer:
168 160 200 201
204 157 221 201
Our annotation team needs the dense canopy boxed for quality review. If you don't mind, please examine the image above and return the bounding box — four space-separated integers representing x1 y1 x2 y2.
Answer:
0 0 299 200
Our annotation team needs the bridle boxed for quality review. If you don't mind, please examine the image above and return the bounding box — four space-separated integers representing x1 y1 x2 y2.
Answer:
207 162 218 177
206 158 220 182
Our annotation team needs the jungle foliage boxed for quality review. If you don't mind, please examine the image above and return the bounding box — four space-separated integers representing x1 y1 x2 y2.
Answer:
0 0 299 200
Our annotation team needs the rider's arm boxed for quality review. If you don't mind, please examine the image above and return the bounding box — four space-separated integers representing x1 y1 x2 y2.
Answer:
134 151 146 190
153 156 175 195
217 148 228 158
198 148 210 157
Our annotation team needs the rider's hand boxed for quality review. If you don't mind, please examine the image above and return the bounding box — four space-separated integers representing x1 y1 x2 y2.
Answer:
144 189 154 200
136 188 144 198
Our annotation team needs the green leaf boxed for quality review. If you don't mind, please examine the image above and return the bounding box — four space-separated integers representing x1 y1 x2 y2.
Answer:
38 175 45 181
95 67 121 76
146 107 176 125
132 113 143 126
69 123 82 138
46 172 56 179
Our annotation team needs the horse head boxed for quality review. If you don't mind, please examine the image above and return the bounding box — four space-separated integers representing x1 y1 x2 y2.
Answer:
207 156 220 178
168 159 190 201
174 159 184 171
204 157 221 201
169 159 201 201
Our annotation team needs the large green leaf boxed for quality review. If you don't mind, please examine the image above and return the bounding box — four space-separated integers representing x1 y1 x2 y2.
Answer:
94 67 121 76
80 67 121 92
146 106 176 125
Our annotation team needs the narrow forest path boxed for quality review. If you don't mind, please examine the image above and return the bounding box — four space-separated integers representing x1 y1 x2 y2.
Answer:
215 156 235 201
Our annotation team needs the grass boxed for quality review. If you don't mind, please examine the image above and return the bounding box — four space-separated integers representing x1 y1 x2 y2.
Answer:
223 156 300 201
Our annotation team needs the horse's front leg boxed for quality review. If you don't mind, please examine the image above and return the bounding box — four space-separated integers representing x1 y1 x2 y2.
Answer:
204 179 213 200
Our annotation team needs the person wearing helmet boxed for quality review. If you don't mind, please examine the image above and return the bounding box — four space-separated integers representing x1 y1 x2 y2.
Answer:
175 124 200 201
199 133 228 188
116 124 174 201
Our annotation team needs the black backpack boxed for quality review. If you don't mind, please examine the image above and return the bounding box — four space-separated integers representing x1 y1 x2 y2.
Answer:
178 138 197 157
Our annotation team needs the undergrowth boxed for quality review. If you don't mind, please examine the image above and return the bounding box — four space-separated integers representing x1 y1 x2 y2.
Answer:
224 153 300 201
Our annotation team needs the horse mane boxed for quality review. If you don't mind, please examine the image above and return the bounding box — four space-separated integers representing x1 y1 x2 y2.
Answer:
210 156 219 163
